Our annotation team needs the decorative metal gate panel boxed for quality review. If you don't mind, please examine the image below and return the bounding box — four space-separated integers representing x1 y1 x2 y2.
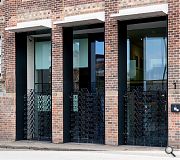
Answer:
70 89 104 144
124 87 168 147
24 89 52 141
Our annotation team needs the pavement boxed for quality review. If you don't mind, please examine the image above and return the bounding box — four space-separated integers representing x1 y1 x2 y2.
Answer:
0 140 170 151
0 151 179 160
0 141 179 160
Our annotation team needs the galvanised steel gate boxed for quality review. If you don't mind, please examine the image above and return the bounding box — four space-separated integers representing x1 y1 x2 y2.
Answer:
124 87 168 147
24 89 52 141
70 89 104 144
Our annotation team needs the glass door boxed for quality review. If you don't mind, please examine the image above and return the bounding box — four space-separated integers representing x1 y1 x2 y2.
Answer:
125 21 168 146
70 31 105 144
92 40 105 93
34 39 52 140
73 38 89 91
144 37 167 90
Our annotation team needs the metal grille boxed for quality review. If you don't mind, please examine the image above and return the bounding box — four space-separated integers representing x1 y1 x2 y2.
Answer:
124 87 168 147
24 89 52 141
24 89 35 140
70 89 104 144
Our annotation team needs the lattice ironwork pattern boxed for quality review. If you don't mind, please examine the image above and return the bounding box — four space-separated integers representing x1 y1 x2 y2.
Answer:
24 89 52 141
124 87 168 147
24 89 35 139
70 89 105 144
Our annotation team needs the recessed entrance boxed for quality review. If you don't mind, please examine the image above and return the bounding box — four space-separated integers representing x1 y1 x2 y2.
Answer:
69 27 105 144
33 38 52 140
122 20 168 147
16 31 52 141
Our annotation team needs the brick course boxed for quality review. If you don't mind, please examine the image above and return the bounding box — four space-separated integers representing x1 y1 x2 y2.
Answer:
0 0 179 149
0 0 16 141
64 0 103 7
64 2 104 16
168 0 180 149
105 0 119 145
0 94 16 141
119 0 168 8
51 24 64 143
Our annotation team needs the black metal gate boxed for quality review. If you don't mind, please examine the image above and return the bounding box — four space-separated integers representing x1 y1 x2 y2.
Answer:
24 89 52 141
70 89 104 144
124 87 168 147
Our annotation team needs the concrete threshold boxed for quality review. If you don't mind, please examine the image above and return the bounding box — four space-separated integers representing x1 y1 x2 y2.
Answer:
0 140 170 152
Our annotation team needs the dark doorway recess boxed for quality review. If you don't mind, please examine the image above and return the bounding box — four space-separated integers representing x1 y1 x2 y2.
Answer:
16 30 52 141
65 26 105 144
63 27 73 143
16 32 27 140
118 17 168 147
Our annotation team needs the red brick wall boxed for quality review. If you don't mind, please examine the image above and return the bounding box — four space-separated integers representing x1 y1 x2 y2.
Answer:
119 0 168 8
64 0 103 7
0 94 16 141
19 0 51 11
105 0 119 145
0 0 16 141
51 0 64 143
168 0 180 149
51 24 64 143
64 2 104 17
0 0 179 149
16 0 52 22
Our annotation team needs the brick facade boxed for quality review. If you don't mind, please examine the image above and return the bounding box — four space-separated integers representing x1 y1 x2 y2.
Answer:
119 0 168 8
0 0 16 141
105 0 119 145
51 24 64 143
0 94 16 141
64 2 104 16
168 0 180 149
0 0 179 148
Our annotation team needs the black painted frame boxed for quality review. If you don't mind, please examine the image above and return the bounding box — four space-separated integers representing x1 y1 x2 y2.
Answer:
118 16 168 145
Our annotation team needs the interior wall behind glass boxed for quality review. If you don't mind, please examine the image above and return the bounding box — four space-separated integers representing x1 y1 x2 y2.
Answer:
35 41 51 70
127 23 167 90
35 41 51 93
73 39 88 69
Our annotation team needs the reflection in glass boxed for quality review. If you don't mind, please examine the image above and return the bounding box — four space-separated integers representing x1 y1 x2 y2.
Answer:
73 38 88 91
71 33 105 144
95 41 104 92
34 39 52 140
127 26 167 91
73 38 104 92
144 37 167 81
35 41 51 94
125 21 168 147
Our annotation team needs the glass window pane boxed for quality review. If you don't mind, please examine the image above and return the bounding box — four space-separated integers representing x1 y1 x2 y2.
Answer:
144 37 167 81
35 41 51 94
35 41 51 70
127 23 167 91
73 38 89 91
95 41 104 91
73 38 88 69
95 41 104 55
